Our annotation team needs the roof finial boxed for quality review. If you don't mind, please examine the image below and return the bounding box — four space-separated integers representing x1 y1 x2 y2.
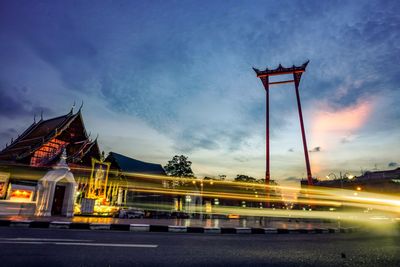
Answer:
40 110 43 121
78 100 84 112
70 100 76 114
33 113 36 123
54 148 70 170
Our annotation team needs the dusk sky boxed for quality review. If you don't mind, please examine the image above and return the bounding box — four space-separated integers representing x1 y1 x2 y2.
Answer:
0 0 399 183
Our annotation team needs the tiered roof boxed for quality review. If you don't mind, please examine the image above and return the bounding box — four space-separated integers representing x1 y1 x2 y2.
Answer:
0 108 100 166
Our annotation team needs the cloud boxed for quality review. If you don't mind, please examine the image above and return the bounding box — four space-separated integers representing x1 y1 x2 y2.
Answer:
0 128 17 147
233 156 250 163
284 176 301 182
310 99 374 153
288 148 294 152
309 147 321 153
388 162 398 168
0 81 53 120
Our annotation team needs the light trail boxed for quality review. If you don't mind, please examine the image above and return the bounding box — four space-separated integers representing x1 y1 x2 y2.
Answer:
8 165 400 226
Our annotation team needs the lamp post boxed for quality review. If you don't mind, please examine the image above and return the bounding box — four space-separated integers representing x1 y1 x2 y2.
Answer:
191 180 203 219
326 173 337 180
326 173 342 189
326 172 353 190
118 176 128 206
200 180 204 219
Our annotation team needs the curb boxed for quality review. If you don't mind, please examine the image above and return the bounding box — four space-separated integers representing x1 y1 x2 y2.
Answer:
0 220 360 235
130 224 150 232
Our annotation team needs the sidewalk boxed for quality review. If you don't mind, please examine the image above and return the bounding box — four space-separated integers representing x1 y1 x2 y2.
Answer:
0 215 360 235
0 215 346 228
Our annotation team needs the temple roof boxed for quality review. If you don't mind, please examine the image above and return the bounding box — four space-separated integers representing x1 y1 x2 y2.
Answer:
0 108 99 164
106 152 165 175
253 60 309 77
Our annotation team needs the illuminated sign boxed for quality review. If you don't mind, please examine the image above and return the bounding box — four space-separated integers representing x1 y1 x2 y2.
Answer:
89 158 111 198
10 190 32 200
8 184 36 202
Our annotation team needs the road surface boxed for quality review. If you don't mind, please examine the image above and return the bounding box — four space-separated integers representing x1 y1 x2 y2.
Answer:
0 227 398 266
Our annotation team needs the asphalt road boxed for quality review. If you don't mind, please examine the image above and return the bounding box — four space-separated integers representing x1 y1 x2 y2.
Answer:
0 228 399 267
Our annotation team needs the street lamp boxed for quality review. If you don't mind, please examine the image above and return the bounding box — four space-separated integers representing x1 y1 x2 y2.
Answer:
326 173 337 180
326 172 345 189
342 172 353 179
191 180 204 219
200 180 204 219
118 176 128 206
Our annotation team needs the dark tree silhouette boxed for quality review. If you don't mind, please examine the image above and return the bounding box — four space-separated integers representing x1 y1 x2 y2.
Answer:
164 155 194 177
234 174 257 183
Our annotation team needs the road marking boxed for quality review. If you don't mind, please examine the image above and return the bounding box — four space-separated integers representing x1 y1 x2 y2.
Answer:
0 238 93 242
56 242 158 248
0 241 52 245
0 241 158 248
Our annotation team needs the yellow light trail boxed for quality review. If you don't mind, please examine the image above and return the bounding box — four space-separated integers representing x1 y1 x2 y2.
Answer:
9 165 400 225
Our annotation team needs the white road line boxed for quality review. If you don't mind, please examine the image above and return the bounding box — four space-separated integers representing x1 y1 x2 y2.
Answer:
0 238 93 242
0 241 158 248
0 241 50 245
56 242 158 248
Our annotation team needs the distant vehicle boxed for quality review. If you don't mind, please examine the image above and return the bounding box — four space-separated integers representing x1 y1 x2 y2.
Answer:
227 214 240 219
118 208 144 219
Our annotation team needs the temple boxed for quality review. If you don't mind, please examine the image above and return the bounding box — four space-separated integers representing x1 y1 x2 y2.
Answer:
0 108 100 167
0 107 284 218
0 108 169 217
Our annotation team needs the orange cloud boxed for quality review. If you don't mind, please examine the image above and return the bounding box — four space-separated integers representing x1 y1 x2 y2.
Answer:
312 101 372 134
309 99 374 175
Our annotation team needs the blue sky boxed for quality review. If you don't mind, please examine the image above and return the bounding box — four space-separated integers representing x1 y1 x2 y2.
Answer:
0 0 399 182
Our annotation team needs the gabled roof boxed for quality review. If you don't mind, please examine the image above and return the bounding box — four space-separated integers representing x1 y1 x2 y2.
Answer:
0 108 95 163
71 139 101 165
106 152 165 175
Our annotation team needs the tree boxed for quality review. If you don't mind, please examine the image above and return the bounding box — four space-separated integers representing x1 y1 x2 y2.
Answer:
234 174 257 183
204 175 226 181
164 155 194 178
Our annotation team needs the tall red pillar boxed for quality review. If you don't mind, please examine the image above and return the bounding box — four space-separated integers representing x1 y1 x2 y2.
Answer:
253 61 313 187
294 73 313 185
260 76 270 184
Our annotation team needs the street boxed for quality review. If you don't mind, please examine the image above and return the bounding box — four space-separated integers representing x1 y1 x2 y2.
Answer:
0 228 398 266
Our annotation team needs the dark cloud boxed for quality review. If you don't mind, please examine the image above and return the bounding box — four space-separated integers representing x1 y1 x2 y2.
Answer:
284 176 301 182
0 128 17 146
0 82 53 119
234 157 249 163
0 83 31 118
388 162 398 168
309 147 321 153
341 137 350 144
174 131 220 153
